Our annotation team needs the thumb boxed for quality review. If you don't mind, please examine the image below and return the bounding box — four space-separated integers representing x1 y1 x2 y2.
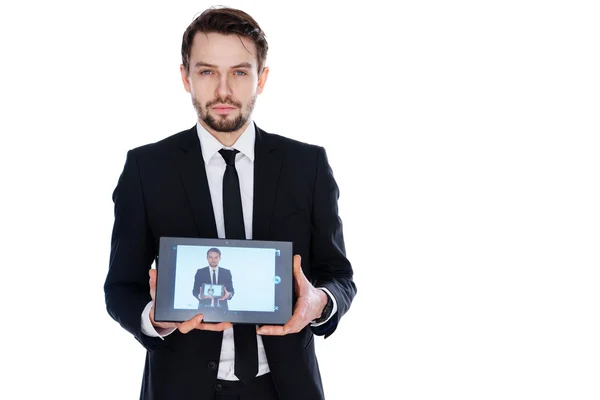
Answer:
293 255 307 288
149 269 157 300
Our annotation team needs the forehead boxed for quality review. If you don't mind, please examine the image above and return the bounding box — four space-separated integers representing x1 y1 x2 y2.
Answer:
190 32 257 68
208 251 220 257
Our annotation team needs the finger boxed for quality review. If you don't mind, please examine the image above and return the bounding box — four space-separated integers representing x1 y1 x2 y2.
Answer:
149 302 156 323
259 298 308 335
259 309 304 335
178 314 204 334
293 255 302 275
257 324 287 335
149 269 157 300
292 255 308 290
154 321 178 330
198 322 233 331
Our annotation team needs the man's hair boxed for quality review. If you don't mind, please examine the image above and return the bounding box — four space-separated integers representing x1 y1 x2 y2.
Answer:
181 7 269 74
207 248 221 257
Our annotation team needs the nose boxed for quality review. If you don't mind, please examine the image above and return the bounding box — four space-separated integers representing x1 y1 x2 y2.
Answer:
216 74 232 99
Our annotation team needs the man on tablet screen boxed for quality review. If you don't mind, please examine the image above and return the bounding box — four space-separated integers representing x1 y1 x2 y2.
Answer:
192 247 234 309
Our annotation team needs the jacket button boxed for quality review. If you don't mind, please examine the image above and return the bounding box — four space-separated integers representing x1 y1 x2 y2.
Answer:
208 361 218 371
215 383 223 391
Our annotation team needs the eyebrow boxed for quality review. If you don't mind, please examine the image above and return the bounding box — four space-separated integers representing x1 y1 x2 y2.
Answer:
193 61 253 69
231 62 253 69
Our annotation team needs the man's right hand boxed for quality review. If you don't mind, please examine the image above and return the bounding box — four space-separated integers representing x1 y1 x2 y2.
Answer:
149 269 232 333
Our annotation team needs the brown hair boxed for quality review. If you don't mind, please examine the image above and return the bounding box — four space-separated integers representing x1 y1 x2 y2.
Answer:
207 248 221 256
181 7 269 74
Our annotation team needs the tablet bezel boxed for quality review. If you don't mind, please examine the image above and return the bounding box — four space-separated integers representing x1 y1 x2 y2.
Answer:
154 236 293 325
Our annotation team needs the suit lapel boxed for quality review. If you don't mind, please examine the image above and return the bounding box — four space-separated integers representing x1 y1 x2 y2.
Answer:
175 126 218 238
252 125 282 240
174 124 281 240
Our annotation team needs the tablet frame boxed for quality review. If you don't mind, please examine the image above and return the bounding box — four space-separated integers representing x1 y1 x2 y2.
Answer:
154 236 293 325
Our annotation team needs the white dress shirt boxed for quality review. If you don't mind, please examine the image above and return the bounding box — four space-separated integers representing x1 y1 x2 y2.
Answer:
141 120 337 381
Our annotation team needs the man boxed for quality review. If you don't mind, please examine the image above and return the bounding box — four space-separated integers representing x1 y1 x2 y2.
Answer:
104 6 356 400
192 247 234 309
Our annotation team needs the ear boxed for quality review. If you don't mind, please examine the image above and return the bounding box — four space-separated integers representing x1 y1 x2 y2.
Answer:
180 64 191 93
256 66 270 95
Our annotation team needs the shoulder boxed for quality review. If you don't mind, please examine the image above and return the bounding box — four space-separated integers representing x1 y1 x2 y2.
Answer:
256 126 337 184
257 126 324 155
126 126 197 161
256 126 329 173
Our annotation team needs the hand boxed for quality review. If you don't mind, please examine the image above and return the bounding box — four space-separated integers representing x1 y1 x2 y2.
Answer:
257 255 328 336
149 269 232 332
219 287 230 301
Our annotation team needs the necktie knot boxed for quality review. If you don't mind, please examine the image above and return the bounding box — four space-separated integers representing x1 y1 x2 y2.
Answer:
219 149 239 167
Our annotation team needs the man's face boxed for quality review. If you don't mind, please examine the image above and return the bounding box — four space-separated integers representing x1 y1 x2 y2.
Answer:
207 251 221 267
181 32 269 133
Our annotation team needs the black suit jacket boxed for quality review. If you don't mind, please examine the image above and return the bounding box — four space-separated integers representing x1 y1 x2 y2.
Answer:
192 266 234 310
104 124 357 400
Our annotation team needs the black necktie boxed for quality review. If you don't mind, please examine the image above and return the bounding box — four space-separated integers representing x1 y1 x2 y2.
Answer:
218 149 258 384
212 269 216 284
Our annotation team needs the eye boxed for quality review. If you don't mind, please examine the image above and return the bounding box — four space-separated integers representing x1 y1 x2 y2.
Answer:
200 70 213 75
234 70 247 76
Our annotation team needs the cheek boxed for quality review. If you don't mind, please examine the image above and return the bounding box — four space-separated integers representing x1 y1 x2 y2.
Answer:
190 78 216 96
233 77 258 92
234 87 257 103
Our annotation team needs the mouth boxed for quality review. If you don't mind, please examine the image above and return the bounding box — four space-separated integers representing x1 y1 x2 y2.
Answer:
211 104 237 114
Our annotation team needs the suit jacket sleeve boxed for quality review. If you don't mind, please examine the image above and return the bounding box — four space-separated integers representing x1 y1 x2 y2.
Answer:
309 147 357 338
192 270 202 299
222 269 234 299
104 150 163 350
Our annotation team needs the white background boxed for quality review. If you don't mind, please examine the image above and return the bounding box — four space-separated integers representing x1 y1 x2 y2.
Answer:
1 1 599 399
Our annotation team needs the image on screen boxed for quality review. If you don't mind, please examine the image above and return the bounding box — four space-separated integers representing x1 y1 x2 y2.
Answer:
173 245 278 312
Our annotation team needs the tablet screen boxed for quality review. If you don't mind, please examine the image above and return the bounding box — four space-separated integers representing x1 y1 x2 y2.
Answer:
201 283 224 298
154 236 293 325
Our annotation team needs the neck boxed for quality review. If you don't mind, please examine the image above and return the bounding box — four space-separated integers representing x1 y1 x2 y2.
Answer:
199 120 251 147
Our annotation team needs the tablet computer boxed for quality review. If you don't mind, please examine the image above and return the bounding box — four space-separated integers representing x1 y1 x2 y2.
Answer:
154 236 293 325
201 283 224 298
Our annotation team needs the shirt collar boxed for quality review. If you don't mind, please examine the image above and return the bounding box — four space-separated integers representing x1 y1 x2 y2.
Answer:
196 121 256 164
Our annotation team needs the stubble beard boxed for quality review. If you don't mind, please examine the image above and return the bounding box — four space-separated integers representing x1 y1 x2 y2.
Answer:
193 95 257 133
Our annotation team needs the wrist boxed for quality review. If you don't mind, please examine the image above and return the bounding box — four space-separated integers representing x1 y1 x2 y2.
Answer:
316 289 328 316
313 289 333 324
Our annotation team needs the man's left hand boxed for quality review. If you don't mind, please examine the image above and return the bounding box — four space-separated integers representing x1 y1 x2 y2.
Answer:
219 287 230 301
257 255 328 336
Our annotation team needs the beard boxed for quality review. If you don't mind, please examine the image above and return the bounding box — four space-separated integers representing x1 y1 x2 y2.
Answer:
192 95 256 133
